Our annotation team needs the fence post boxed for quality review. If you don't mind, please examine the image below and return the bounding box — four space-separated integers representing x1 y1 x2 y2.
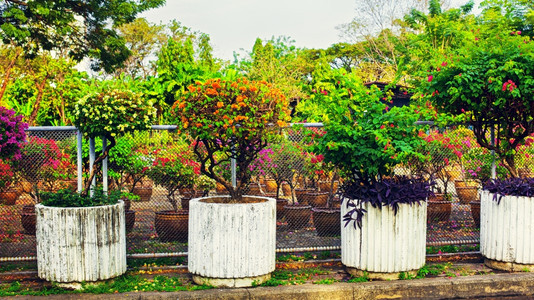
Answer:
89 137 96 197
76 129 83 193
102 136 108 195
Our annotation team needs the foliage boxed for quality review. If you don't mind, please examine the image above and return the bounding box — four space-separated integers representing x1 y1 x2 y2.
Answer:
340 176 433 229
146 144 200 211
0 0 165 72
74 89 155 140
260 139 303 197
39 187 121 207
483 177 534 203
0 106 27 160
172 77 290 202
73 88 156 196
418 28 534 177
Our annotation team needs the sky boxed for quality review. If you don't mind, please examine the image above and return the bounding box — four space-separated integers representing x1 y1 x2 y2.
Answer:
140 0 482 61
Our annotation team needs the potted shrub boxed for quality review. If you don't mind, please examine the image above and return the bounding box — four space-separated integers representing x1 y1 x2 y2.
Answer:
0 107 27 205
33 88 156 286
173 77 290 287
411 130 457 223
146 143 201 243
421 29 534 270
311 69 433 280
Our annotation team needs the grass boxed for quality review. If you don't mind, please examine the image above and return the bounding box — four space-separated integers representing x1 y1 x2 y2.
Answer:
426 244 479 254
276 251 340 262
0 273 212 297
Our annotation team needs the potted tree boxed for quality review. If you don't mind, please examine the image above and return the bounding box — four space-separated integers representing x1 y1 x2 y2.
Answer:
35 88 155 286
421 28 534 270
173 77 290 287
0 107 27 205
310 69 433 280
146 143 201 243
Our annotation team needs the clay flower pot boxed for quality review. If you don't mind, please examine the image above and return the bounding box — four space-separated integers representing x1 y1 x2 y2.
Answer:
283 204 312 229
155 210 189 243
312 207 340 237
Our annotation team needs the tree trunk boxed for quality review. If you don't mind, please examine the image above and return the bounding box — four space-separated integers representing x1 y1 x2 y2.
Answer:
28 75 49 126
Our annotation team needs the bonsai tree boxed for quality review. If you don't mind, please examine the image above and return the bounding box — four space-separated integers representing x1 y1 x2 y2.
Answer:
420 30 534 177
172 78 291 202
73 89 156 196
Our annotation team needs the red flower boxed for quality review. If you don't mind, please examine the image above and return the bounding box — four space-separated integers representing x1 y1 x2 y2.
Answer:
428 75 433 82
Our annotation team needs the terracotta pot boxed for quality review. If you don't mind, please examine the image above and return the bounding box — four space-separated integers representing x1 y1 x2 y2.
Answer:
19 181 33 194
306 192 329 208
276 198 288 219
155 210 189 242
132 186 153 202
264 179 278 193
21 205 36 235
283 204 312 229
318 181 339 193
470 201 480 227
182 190 205 199
294 188 314 205
456 186 479 204
0 189 19 205
427 196 452 223
125 210 136 233
312 208 341 237
454 180 479 189
281 183 292 197
246 183 265 195
121 198 131 211
181 197 191 210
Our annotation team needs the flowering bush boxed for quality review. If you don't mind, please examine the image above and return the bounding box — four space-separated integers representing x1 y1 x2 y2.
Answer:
146 145 201 211
409 131 455 195
73 89 156 196
420 31 534 177
0 159 14 192
172 78 290 202
310 68 433 227
0 106 28 161
16 137 75 196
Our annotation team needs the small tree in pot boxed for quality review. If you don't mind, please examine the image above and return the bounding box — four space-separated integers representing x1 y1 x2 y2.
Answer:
33 88 156 286
172 77 290 287
146 143 202 242
310 68 433 279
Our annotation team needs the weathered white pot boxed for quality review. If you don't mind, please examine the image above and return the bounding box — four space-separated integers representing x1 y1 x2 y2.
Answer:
35 201 126 283
341 200 427 280
188 195 276 288
480 191 534 271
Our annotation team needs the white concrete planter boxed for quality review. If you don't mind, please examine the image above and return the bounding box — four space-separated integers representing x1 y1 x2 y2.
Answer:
188 195 276 287
480 191 534 271
35 201 126 283
341 200 427 280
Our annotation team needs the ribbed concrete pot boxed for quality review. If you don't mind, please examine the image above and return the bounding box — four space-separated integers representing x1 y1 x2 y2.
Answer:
35 201 127 284
480 191 534 271
341 200 427 280
188 195 276 288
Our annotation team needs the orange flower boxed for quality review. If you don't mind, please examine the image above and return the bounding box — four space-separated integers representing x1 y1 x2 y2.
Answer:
187 85 196 92
217 102 224 108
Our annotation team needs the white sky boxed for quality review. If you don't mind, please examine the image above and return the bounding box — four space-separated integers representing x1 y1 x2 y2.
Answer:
140 0 482 61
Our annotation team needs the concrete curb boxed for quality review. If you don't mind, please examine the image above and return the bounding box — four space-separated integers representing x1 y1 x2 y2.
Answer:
5 272 534 299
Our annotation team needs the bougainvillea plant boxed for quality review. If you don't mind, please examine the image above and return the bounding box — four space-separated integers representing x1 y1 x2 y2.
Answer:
172 78 290 203
74 89 156 197
0 106 28 161
419 31 534 177
310 68 434 228
146 145 200 211
0 159 14 192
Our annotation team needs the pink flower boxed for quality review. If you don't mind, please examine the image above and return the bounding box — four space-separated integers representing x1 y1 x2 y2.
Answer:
428 75 433 82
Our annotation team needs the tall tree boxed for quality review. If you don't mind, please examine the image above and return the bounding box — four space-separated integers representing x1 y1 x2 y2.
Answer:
0 0 165 72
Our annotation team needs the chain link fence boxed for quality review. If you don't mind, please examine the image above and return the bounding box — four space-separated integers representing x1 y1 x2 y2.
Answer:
2 124 526 261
